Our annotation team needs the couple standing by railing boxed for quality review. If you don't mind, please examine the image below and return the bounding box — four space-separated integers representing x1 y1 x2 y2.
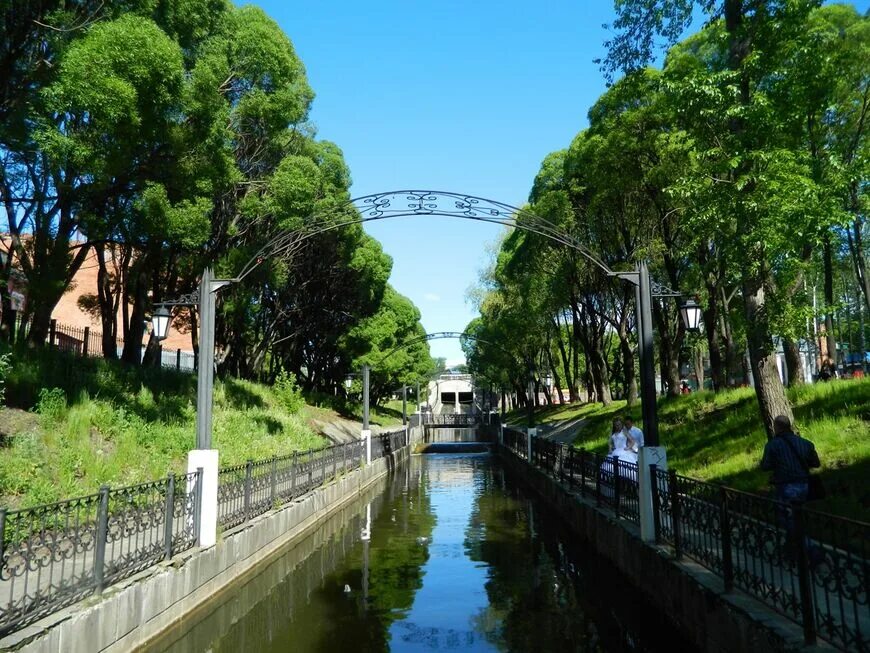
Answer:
604 416 643 467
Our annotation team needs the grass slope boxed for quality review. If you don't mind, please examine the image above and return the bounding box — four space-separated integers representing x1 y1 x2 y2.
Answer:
513 379 870 521
0 347 378 508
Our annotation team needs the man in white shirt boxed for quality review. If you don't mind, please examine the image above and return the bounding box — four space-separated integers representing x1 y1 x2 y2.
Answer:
624 417 644 450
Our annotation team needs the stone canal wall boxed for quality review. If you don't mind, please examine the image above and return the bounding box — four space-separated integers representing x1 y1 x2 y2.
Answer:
498 447 815 653
2 446 410 653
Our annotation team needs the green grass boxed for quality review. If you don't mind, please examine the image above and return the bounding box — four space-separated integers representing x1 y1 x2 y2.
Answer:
301 392 406 427
510 379 870 521
0 346 327 508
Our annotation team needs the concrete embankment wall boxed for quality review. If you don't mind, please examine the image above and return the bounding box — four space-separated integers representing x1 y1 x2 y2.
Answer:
2 447 409 653
498 449 815 653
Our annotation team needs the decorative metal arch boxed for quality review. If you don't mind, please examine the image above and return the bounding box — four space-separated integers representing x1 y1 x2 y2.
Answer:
373 330 514 367
236 190 614 282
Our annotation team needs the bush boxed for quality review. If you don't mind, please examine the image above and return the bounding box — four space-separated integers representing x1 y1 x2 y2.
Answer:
273 370 305 414
35 387 67 422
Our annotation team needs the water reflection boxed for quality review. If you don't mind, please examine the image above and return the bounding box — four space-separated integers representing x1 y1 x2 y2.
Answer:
144 455 695 653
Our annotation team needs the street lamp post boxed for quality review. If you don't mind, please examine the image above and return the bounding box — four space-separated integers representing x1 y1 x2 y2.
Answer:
611 260 701 542
402 385 407 426
151 266 235 549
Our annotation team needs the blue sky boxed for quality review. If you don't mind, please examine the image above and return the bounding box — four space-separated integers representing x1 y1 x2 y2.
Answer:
257 0 868 365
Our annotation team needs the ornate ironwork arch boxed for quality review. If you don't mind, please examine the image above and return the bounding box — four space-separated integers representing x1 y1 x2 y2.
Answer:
236 190 613 282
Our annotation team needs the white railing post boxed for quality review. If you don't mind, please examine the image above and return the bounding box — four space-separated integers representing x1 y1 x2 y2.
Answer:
638 446 667 542
187 449 219 548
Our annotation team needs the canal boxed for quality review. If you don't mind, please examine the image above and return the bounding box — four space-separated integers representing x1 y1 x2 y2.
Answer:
144 453 695 652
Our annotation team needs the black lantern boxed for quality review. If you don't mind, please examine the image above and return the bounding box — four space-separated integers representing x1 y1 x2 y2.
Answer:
151 306 171 341
680 298 702 332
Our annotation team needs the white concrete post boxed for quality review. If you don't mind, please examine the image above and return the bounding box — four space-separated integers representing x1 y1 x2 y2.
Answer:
187 449 219 548
638 446 668 543
362 429 372 464
527 428 536 461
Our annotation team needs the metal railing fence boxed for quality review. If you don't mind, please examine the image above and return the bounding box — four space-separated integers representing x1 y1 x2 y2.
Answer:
217 431 407 532
11 314 197 373
0 470 201 637
651 468 869 652
422 414 479 427
370 430 408 462
501 428 868 652
0 428 412 638
217 441 364 531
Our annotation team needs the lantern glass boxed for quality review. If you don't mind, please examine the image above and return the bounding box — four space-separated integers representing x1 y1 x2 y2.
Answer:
680 299 702 332
344 376 353 389
151 306 171 341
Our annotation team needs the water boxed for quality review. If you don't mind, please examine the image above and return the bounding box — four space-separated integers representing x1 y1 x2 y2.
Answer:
145 454 696 652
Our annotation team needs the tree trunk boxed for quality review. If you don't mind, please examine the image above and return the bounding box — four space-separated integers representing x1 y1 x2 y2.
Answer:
702 288 725 391
619 332 637 405
654 302 682 397
590 340 612 405
554 315 576 402
95 243 120 359
719 287 739 385
823 234 838 367
693 346 705 390
743 277 793 436
121 259 149 365
783 336 804 387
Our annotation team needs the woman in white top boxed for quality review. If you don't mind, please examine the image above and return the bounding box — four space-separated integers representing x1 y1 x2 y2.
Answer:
607 418 638 464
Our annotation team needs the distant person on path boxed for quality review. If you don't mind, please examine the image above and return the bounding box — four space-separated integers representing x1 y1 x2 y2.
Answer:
623 416 644 450
761 415 821 560
819 359 834 382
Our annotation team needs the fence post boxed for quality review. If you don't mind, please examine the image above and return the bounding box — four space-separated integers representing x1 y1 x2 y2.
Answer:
566 448 574 487
559 445 565 483
0 509 6 571
595 455 602 507
82 326 89 357
244 460 253 522
719 486 733 591
176 348 181 371
49 319 57 347
307 448 313 489
793 507 817 645
613 458 621 519
94 485 110 592
291 452 298 497
270 456 277 505
650 465 661 543
343 442 348 475
669 469 682 559
194 467 203 543
163 473 175 560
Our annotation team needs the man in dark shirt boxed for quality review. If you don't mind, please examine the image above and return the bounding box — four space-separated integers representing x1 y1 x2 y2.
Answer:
761 415 822 563
761 415 821 505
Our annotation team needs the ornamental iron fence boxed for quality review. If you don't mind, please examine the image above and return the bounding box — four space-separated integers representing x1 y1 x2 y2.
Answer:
422 414 479 427
0 428 410 639
11 313 196 373
501 428 868 652
216 431 407 532
0 470 201 637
